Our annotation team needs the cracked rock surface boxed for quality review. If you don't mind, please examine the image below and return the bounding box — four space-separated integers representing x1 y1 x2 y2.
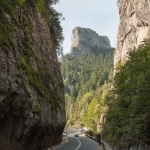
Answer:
115 0 150 67
70 27 111 57
0 1 66 150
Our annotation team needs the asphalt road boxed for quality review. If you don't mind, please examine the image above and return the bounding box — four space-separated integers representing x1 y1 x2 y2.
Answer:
56 133 103 150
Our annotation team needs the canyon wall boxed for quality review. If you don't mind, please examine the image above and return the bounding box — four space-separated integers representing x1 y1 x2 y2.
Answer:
0 1 65 150
115 0 150 67
112 0 150 149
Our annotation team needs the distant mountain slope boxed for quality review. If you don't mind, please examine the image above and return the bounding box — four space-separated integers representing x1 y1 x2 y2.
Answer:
61 27 114 128
61 52 114 100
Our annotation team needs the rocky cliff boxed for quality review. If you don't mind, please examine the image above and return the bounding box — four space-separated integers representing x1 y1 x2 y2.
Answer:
0 1 65 150
70 27 111 56
115 0 150 67
112 0 150 149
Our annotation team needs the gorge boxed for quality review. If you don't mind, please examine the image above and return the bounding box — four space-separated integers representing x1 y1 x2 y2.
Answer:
0 0 150 150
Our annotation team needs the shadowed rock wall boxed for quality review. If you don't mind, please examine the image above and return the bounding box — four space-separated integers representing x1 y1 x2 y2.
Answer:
0 1 65 150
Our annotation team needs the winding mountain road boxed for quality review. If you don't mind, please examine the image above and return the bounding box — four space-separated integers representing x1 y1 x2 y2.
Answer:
56 133 103 150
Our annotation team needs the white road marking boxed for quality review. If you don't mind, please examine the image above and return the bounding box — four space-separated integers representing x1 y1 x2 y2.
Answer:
75 137 81 150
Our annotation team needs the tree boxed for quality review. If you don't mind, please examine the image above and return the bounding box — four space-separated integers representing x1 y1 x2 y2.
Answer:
61 49 114 127
102 40 150 148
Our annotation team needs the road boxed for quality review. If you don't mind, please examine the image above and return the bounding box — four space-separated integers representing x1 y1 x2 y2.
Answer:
56 133 103 150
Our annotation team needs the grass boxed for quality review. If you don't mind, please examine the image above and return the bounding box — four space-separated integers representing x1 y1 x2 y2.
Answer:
0 22 11 44
0 0 25 16
23 81 30 95
32 103 41 113
18 55 59 107
17 16 59 108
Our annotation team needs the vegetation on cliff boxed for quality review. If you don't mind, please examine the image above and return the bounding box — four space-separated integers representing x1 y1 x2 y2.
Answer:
0 0 64 108
0 0 63 55
61 48 114 132
102 40 150 148
0 1 65 149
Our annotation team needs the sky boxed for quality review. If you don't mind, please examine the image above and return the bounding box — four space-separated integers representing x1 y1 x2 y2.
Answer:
54 0 119 54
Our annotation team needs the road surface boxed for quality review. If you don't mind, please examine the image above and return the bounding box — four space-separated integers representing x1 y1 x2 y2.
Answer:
56 133 103 150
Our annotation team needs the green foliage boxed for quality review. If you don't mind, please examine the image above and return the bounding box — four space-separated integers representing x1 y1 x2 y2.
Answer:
0 22 10 43
0 0 16 15
17 0 25 6
18 56 51 95
32 103 41 113
61 50 114 130
0 22 15 48
29 0 64 55
61 50 114 100
84 98 101 132
18 52 62 108
102 40 150 148
0 0 25 15
0 0 63 111
48 6 64 55
31 0 45 12
0 0 63 56
16 12 61 108
23 81 30 95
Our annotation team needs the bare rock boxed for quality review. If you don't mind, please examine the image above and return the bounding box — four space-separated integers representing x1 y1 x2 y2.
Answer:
115 0 150 68
70 27 111 57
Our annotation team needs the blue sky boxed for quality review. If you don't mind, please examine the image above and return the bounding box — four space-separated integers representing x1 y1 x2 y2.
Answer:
54 0 119 54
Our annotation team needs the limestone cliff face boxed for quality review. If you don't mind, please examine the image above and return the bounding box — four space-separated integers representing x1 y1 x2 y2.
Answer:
70 27 111 56
115 0 150 67
0 1 65 150
112 0 150 149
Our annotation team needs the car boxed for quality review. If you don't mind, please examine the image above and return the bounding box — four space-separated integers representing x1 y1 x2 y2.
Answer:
74 132 79 137
63 132 68 137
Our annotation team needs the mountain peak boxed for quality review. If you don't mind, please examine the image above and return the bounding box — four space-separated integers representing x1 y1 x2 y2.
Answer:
70 27 111 57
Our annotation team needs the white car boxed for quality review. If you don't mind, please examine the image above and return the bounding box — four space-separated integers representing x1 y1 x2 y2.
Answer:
74 132 79 137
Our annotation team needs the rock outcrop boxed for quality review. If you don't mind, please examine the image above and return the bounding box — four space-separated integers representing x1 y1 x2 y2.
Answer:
70 27 111 56
0 1 65 150
115 0 150 67
112 0 150 149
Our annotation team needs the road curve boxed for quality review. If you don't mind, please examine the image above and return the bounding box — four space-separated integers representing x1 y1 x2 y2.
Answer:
56 135 103 150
